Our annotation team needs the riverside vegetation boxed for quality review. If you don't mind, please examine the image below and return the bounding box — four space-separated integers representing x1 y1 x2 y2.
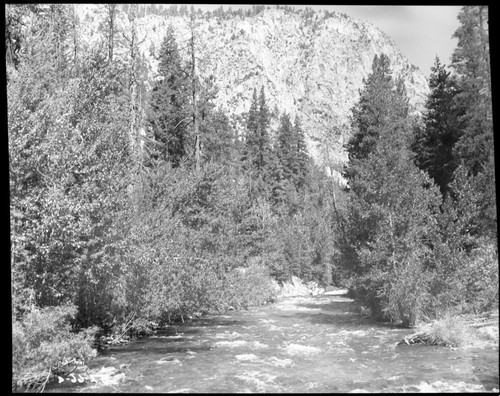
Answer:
8 4 496 392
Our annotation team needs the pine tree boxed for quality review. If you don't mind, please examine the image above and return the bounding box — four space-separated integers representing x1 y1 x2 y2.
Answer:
201 109 236 165
242 88 259 168
277 112 295 182
344 121 442 326
293 115 309 190
243 86 272 191
450 6 493 177
347 54 395 161
257 85 271 172
341 54 441 326
445 6 496 244
105 4 117 62
148 25 191 167
345 53 409 181
412 57 464 197
272 112 295 204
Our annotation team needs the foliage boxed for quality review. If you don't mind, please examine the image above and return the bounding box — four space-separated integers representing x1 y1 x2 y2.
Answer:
12 304 97 392
221 262 278 310
9 3 497 383
411 57 463 197
9 41 131 330
461 242 499 313
380 253 432 327
420 313 476 347
406 6 496 322
148 25 191 166
265 210 315 282
271 113 310 206
345 53 407 169
342 55 443 326
263 166 338 284
109 162 279 327
199 101 237 166
243 86 272 198
450 6 493 177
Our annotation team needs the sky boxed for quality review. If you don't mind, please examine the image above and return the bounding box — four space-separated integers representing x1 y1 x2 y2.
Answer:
322 6 462 74
190 4 463 75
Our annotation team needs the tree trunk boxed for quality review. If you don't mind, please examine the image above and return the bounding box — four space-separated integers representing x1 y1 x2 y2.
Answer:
108 4 116 62
129 4 138 160
190 14 200 173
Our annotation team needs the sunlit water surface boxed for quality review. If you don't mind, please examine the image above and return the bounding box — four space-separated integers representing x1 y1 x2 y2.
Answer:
47 292 499 393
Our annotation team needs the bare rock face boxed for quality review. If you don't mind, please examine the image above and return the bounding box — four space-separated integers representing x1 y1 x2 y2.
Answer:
76 6 429 182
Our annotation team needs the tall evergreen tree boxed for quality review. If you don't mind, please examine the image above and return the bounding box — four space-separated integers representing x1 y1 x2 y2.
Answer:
256 85 271 172
341 54 440 326
200 109 236 165
243 86 272 198
412 57 464 197
273 113 310 202
444 6 496 244
343 120 442 326
271 112 295 205
345 53 409 181
277 113 295 182
242 88 259 168
148 25 191 167
344 54 409 184
105 4 117 62
293 115 309 190
450 6 493 177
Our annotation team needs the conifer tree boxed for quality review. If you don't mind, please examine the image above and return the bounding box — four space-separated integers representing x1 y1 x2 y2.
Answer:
272 112 295 204
450 6 493 177
347 54 395 162
105 4 117 62
148 25 191 167
345 53 409 181
257 85 271 172
445 6 496 244
341 54 441 326
201 109 235 165
412 57 464 197
277 112 295 182
293 116 309 190
243 88 259 168
243 86 272 197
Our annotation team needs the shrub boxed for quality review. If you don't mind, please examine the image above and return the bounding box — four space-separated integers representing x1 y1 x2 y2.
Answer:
460 242 499 313
427 243 469 317
223 261 278 309
12 304 98 392
381 253 432 327
422 313 477 347
427 240 498 316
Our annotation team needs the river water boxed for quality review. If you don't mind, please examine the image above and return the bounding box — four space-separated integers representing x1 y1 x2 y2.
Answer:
47 291 498 393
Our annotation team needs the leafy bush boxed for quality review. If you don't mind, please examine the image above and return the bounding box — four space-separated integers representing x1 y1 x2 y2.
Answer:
222 261 278 309
460 242 499 313
263 174 338 286
107 163 282 327
12 304 98 392
381 253 432 327
426 240 498 317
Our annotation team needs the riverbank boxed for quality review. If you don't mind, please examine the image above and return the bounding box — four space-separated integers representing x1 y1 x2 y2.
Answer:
401 310 499 349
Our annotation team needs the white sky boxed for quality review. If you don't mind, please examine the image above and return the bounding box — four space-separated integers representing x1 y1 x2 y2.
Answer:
190 4 463 75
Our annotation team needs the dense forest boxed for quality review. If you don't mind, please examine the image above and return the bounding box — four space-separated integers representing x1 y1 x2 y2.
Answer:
8 4 496 391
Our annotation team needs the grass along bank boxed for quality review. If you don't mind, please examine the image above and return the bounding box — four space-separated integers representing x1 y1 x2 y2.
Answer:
399 310 499 348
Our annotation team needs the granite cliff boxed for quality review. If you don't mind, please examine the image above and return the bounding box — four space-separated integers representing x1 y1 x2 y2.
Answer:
76 5 429 182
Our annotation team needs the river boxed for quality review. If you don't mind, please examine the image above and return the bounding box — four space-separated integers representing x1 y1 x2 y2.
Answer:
47 290 499 393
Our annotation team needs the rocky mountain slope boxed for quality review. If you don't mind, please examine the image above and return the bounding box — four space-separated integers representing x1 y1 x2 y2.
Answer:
76 5 429 182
